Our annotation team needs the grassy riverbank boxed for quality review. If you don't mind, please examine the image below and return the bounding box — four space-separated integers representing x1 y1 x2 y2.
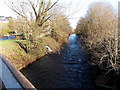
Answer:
0 13 72 70
0 33 69 70
0 40 32 70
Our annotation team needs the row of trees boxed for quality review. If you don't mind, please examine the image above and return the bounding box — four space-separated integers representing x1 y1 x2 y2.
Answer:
75 2 119 74
5 0 72 53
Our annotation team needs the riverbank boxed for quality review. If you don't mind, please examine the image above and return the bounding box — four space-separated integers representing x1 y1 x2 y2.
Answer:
0 32 70 70
21 34 94 88
0 40 32 70
76 34 120 89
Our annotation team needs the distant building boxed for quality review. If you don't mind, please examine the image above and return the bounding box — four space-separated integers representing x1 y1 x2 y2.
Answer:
0 16 12 23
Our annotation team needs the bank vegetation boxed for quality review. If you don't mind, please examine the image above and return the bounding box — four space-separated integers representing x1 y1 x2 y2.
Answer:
0 0 72 70
75 2 119 89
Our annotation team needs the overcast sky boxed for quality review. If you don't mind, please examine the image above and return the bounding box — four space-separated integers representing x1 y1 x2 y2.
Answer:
0 0 119 29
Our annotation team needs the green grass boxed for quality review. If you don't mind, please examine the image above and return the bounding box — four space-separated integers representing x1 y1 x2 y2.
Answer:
0 40 31 70
0 40 26 46
0 40 16 47
101 85 116 89
0 34 68 70
0 39 45 70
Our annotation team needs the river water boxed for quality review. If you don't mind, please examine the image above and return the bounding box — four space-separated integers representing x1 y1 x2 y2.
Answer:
21 34 95 89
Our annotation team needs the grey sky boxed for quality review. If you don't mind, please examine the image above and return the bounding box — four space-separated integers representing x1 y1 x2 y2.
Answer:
0 0 119 29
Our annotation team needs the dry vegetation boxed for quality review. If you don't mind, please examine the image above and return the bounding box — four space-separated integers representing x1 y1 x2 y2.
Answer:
5 0 72 52
75 2 119 88
0 0 72 70
0 22 9 36
0 40 32 70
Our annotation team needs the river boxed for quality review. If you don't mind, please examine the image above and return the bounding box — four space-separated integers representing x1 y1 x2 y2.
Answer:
21 34 95 89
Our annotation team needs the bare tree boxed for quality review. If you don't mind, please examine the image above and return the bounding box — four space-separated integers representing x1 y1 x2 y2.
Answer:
50 15 72 42
75 2 119 73
5 0 59 26
4 0 59 52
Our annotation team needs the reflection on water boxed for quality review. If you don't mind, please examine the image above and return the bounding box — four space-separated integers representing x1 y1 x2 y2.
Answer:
21 34 94 88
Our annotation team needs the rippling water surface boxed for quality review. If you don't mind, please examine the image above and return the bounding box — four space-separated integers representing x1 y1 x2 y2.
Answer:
21 34 94 88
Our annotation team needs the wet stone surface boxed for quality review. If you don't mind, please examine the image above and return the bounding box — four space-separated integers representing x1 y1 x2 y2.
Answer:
21 34 95 89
